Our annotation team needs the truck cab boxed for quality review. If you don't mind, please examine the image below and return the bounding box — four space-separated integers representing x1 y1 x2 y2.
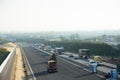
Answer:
49 53 57 62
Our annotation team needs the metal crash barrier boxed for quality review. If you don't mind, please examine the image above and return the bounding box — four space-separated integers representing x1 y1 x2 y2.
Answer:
0 46 16 80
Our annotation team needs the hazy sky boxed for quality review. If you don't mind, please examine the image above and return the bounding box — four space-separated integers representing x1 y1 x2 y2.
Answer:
0 0 120 32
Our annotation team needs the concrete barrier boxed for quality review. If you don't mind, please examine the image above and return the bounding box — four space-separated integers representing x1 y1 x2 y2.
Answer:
0 46 16 80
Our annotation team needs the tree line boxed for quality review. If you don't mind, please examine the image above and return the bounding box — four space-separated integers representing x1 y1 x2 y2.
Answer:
44 41 120 57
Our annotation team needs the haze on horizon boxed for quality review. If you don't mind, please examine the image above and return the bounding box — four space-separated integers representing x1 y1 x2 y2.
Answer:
0 0 120 32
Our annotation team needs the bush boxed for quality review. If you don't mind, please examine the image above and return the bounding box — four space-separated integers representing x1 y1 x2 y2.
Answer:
0 48 10 65
0 48 7 53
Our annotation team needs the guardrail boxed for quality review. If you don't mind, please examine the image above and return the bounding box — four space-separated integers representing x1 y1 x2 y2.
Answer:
0 46 16 80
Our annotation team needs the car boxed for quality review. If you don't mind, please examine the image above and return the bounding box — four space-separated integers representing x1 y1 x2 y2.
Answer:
96 62 103 66
89 60 95 63
69 54 74 57
89 59 103 66
82 55 88 59
89 60 97 65
74 55 79 59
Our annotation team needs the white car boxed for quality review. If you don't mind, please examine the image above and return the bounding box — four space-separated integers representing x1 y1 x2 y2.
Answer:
89 59 103 66
74 55 79 59
89 60 97 64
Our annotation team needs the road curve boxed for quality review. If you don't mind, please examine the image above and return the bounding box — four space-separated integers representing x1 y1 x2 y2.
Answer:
22 46 105 80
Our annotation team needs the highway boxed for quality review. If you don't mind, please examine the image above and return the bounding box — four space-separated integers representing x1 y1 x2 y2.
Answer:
22 45 105 80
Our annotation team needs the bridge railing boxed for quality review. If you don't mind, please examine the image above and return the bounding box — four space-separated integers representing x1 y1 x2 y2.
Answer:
0 46 16 80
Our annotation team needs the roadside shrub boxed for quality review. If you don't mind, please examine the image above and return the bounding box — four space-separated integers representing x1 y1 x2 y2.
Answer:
0 48 10 65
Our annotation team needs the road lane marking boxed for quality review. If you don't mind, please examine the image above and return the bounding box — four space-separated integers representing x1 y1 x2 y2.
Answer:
22 47 37 80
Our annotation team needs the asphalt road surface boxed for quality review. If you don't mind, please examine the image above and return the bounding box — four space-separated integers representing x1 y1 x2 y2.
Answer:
22 46 105 80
